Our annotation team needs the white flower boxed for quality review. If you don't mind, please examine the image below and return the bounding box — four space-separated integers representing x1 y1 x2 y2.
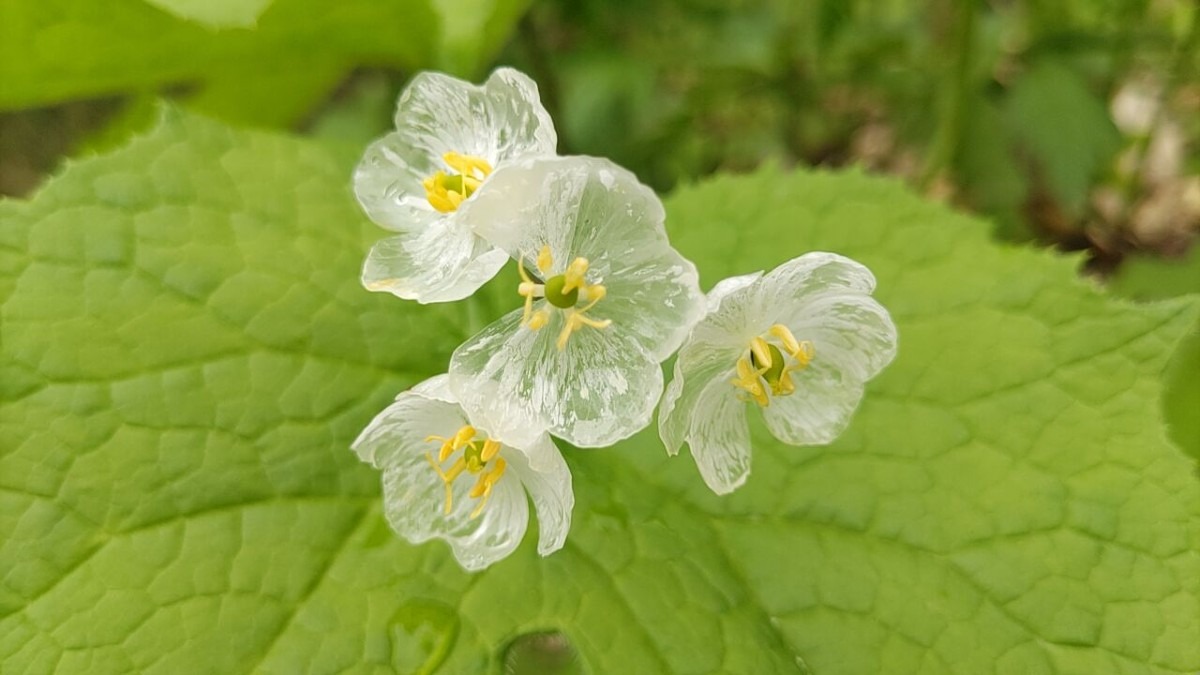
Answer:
352 375 573 571
448 156 706 448
354 68 557 304
658 253 898 495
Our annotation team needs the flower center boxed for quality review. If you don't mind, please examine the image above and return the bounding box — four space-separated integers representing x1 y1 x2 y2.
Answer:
422 152 493 213
517 245 612 349
424 424 507 518
729 324 815 407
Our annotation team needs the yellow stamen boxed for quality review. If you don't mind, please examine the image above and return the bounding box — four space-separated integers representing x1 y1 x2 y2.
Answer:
556 310 613 350
730 355 769 407
516 245 612 347
562 257 590 293
732 325 817 407
749 337 774 371
423 152 493 213
480 439 501 462
425 425 477 462
469 458 507 518
425 425 506 518
537 245 554 275
528 310 550 330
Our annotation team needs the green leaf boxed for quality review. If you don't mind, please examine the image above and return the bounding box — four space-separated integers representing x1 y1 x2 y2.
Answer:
430 0 536 76
3 111 1198 673
141 0 276 29
0 0 435 130
1109 249 1200 460
0 0 531 125
1004 58 1123 220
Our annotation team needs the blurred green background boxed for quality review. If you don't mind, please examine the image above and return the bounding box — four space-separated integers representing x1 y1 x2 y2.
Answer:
2 0 1197 275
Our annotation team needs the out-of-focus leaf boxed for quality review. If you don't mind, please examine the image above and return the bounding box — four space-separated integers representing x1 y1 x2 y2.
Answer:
141 0 276 29
0 0 532 127
1004 58 1123 220
956 92 1031 238
431 0 536 76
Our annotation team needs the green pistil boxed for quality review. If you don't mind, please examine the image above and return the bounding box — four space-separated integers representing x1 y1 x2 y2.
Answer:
544 275 579 308
751 343 786 388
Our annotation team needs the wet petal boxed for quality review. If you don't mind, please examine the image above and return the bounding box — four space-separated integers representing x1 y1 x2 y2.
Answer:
459 156 590 273
688 272 768 352
462 156 705 360
352 379 532 571
351 384 466 469
504 437 574 556
361 224 509 304
706 272 762 311
658 359 751 495
380 459 528 572
353 131 444 233
756 252 878 322
450 307 663 448
760 360 867 446
352 68 556 298
789 293 897 382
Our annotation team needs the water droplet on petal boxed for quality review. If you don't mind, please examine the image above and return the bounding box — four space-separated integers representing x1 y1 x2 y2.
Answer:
387 599 458 672
503 631 582 675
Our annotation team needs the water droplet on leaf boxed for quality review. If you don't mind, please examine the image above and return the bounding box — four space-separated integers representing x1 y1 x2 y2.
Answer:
503 631 582 675
388 599 458 673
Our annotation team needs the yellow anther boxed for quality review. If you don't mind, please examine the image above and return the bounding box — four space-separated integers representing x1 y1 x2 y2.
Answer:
528 310 550 330
749 337 774 370
582 283 606 304
730 355 769 407
562 257 590 293
425 425 477 462
468 458 507 518
537 245 554 275
795 341 815 367
443 151 492 178
425 426 506 518
426 454 468 515
423 152 493 213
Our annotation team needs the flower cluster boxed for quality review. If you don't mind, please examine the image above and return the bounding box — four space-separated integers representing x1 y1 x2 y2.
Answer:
351 68 898 570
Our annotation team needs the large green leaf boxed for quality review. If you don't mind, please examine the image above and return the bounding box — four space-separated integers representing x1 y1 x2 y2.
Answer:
2 111 1197 673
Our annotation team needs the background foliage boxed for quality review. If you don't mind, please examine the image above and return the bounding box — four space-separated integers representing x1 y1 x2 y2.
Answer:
1 1 1197 673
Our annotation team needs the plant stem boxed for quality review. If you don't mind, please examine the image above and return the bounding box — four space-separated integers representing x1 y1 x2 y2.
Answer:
918 0 976 192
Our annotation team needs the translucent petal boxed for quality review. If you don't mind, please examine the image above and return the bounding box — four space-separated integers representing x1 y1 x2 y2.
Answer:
353 131 443 233
450 307 663 448
352 382 531 571
461 156 705 360
706 272 762 312
355 69 556 227
761 360 867 446
788 293 898 383
658 358 752 495
410 373 454 401
459 156 590 273
756 252 878 323
688 272 767 352
380 459 528 572
351 385 466 469
503 437 574 556
361 226 509 304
